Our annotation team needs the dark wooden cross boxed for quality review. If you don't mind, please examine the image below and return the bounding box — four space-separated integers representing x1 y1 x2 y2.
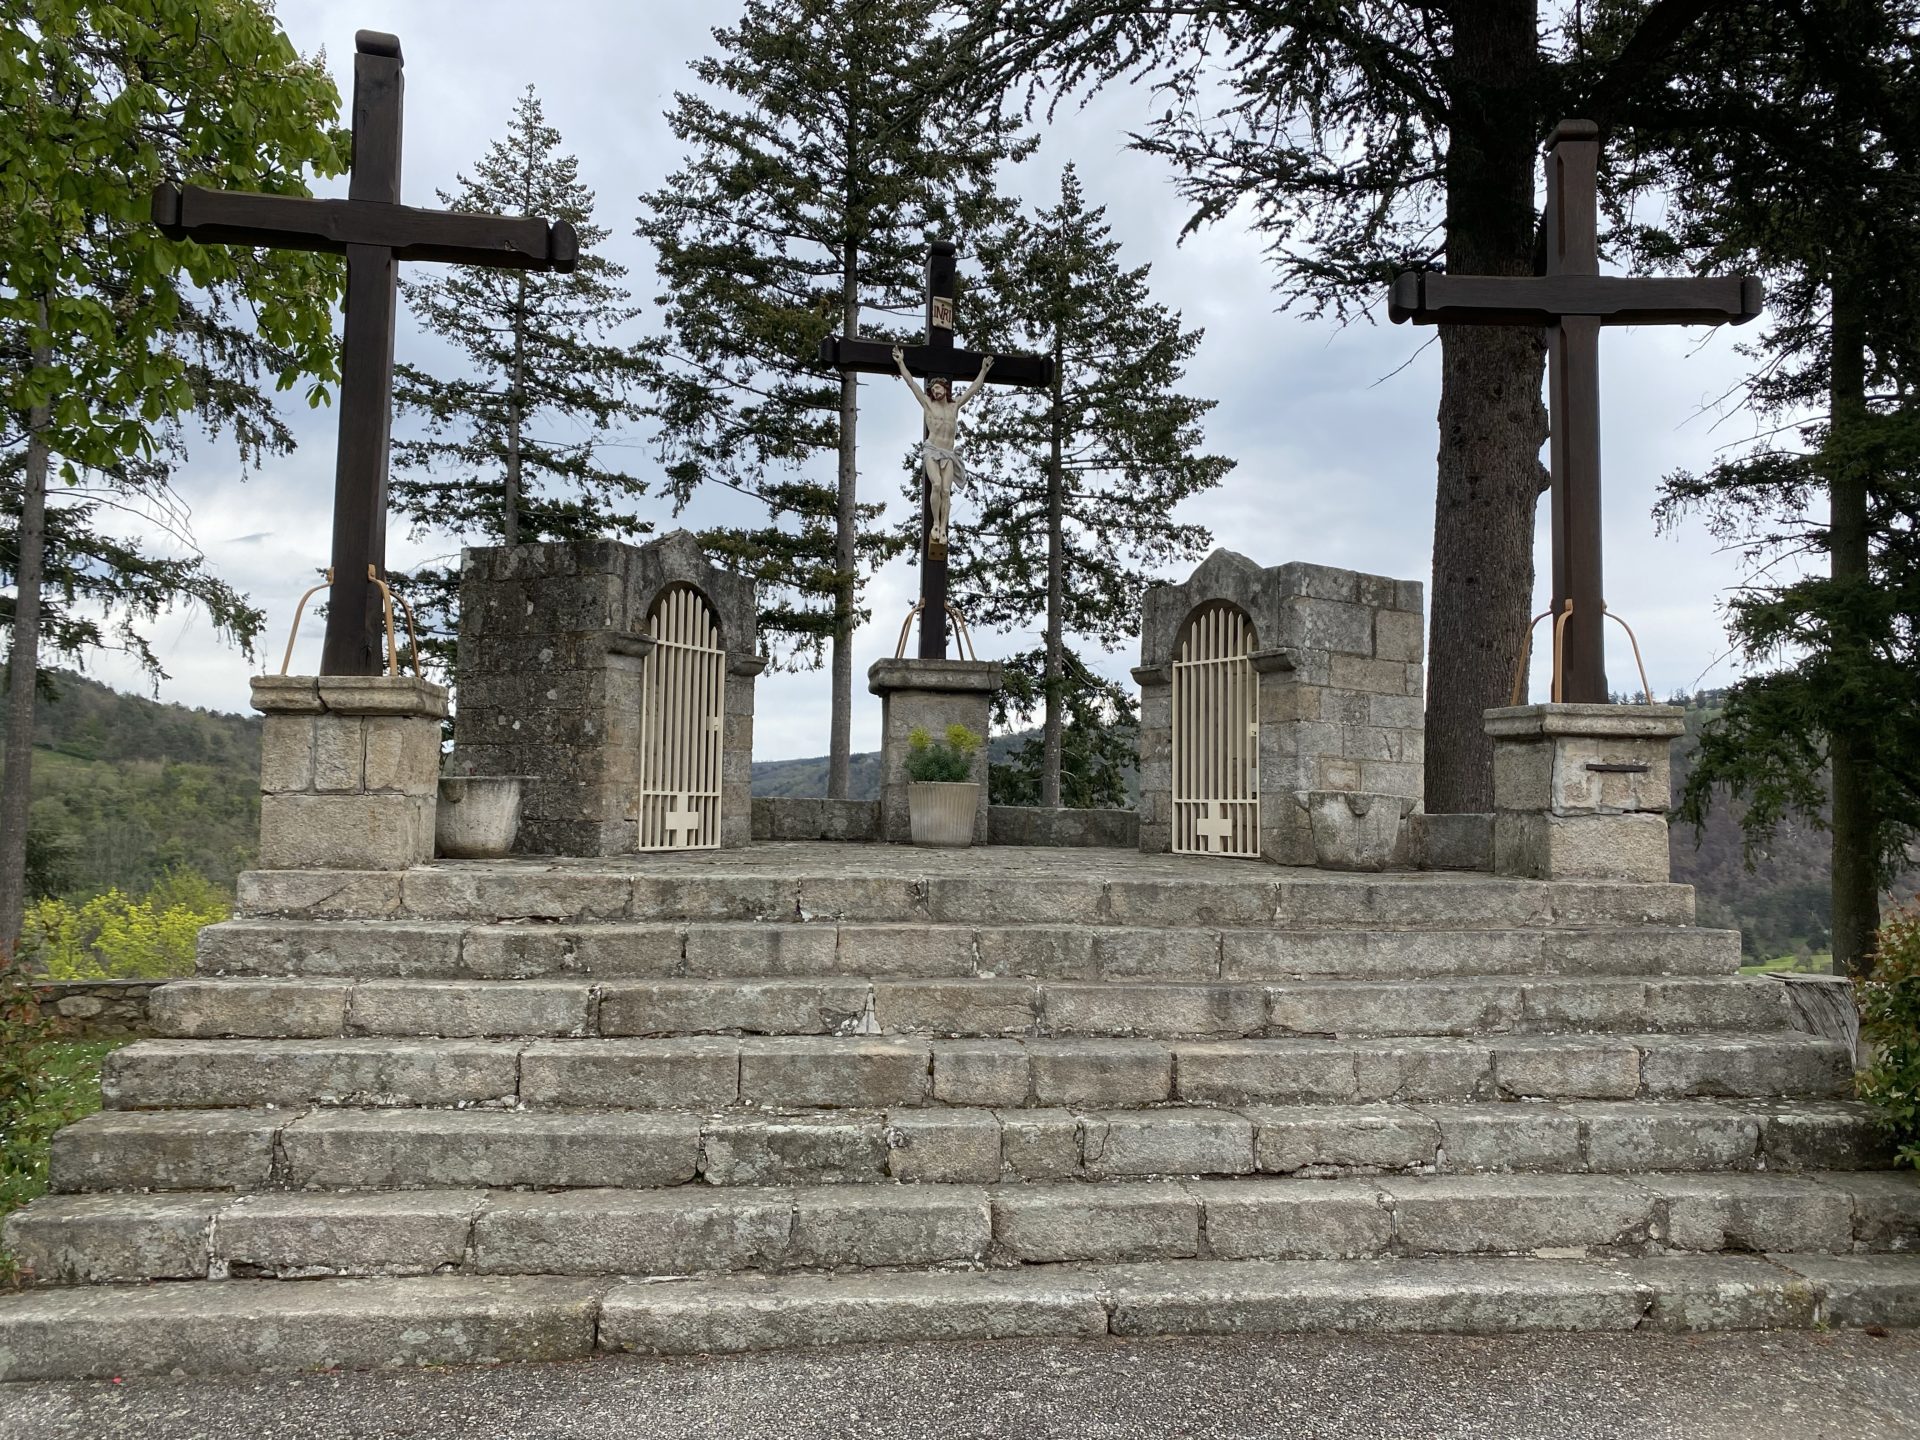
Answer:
1389 119 1763 704
151 31 579 676
819 241 1052 659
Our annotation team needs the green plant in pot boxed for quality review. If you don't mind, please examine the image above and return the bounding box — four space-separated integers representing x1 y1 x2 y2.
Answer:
905 724 984 846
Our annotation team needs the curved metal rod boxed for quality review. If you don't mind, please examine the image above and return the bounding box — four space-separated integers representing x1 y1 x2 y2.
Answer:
1550 599 1575 704
383 571 426 680
1601 605 1656 705
364 566 402 678
1509 608 1557 708
893 601 925 660
279 568 334 676
945 603 978 662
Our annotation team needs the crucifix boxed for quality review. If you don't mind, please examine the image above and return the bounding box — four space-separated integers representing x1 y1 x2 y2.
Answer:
151 31 579 676
818 241 1052 659
1388 119 1763 704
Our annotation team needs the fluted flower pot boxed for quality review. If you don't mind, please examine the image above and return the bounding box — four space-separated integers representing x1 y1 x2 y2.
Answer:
907 781 979 847
436 776 525 859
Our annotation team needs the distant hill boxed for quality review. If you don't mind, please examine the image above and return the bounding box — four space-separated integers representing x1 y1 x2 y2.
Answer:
3 674 1897 961
0 670 262 898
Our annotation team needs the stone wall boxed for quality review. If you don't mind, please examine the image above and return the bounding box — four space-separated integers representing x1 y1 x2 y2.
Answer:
752 797 882 842
988 805 1138 849
29 980 159 1040
454 532 763 854
1137 551 1425 866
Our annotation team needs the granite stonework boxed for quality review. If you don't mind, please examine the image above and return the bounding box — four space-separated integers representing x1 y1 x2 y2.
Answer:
752 798 883 843
452 533 764 855
988 806 1138 850
1135 552 1425 866
869 658 1001 846
1485 703 1686 882
250 674 446 870
29 981 159 1040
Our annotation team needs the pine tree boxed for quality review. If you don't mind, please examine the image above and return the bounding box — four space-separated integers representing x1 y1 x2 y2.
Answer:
636 0 1028 798
952 166 1231 807
1597 0 1920 980
390 87 651 669
1 0 347 956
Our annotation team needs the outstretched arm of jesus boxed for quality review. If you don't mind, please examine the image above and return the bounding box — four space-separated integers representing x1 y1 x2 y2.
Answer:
958 354 995 406
891 345 930 409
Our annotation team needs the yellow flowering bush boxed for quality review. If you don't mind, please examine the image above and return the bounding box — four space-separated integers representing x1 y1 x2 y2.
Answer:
21 873 229 981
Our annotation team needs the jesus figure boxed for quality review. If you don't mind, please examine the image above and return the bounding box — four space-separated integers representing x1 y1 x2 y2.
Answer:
893 344 993 552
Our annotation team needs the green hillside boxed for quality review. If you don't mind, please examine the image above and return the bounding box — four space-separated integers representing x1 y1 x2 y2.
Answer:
1 670 261 898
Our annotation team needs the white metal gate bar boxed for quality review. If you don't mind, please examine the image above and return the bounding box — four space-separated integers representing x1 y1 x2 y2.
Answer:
637 584 725 851
1171 601 1259 857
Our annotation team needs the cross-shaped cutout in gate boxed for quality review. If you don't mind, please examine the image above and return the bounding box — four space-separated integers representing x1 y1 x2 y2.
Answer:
661 794 701 848
1193 803 1236 853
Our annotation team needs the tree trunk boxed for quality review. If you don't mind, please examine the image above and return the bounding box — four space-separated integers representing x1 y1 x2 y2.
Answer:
504 274 527 548
1827 271 1878 981
0 316 53 961
1041 335 1066 808
1425 0 1550 815
827 239 859 800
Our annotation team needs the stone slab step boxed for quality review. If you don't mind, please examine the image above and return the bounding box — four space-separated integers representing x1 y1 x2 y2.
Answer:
197 919 1739 982
149 972 1786 1041
99 1031 1853 1112
49 1100 1890 1194
9 1172 1915 1285
7 1253 1918 1379
234 864 1697 932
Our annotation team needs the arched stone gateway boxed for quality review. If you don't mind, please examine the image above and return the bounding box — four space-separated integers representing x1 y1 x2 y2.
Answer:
636 583 726 851
1170 600 1260 857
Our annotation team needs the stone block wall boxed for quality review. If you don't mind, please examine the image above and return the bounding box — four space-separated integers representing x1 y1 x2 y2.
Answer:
29 980 159 1040
453 532 762 854
752 798 883 843
988 805 1139 849
1136 551 1425 866
251 674 446 870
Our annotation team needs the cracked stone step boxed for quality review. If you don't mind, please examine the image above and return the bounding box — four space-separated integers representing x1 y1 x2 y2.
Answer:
47 1100 1891 1196
10 1171 1914 1285
148 973 1787 1041
98 1031 1853 1112
196 919 1740 983
6 1252 1916 1380
232 862 1699 932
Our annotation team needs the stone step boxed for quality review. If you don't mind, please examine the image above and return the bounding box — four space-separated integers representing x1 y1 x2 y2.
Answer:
49 1100 1889 1194
9 1172 1915 1286
197 918 1740 982
234 864 1697 932
5 1252 1918 1379
99 1031 1852 1113
149 973 1787 1041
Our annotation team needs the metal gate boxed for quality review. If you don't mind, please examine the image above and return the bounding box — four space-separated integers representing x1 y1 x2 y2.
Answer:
636 584 725 851
1171 601 1260 857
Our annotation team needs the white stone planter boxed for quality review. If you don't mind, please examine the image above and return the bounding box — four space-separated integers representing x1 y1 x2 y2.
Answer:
436 776 525 859
907 781 979 847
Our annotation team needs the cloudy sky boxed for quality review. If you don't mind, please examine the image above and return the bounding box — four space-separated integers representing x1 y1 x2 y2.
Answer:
86 0 1780 759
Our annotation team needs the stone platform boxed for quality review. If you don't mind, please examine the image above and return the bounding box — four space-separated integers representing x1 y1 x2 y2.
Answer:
2 844 1914 1380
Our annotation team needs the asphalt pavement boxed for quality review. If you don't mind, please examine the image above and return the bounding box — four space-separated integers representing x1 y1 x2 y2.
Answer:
4 1328 1914 1440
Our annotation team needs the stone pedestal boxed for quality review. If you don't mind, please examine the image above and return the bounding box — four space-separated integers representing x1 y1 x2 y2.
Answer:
251 674 446 870
452 533 762 854
869 658 1000 845
1485 703 1685 881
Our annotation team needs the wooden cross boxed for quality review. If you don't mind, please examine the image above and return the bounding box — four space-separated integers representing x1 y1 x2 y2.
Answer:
1192 803 1236 853
818 241 1051 659
661 793 701 847
1388 119 1763 704
151 31 579 677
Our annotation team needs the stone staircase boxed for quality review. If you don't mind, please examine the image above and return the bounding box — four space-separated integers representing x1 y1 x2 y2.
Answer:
3 844 1915 1381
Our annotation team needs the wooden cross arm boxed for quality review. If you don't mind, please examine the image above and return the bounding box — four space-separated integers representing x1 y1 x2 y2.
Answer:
1389 271 1763 327
152 183 579 272
818 335 1053 388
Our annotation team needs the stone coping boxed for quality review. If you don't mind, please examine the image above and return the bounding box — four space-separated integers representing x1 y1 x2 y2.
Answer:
1484 703 1685 740
251 673 449 719
867 658 1002 696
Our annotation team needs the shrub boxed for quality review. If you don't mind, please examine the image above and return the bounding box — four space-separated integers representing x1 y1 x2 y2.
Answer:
20 872 229 981
1859 905 1920 1170
905 724 983 784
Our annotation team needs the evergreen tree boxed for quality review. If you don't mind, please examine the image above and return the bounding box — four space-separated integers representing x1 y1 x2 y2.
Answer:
637 0 1029 798
1 0 348 955
963 1 1739 814
391 87 651 670
1597 0 1920 980
952 166 1230 807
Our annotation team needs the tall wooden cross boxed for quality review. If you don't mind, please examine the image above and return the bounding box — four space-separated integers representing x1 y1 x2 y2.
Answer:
819 241 1052 659
1388 119 1764 704
151 31 579 676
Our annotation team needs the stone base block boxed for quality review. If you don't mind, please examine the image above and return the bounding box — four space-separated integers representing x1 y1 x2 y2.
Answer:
870 658 1001 846
1412 813 1494 871
1494 812 1672 882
